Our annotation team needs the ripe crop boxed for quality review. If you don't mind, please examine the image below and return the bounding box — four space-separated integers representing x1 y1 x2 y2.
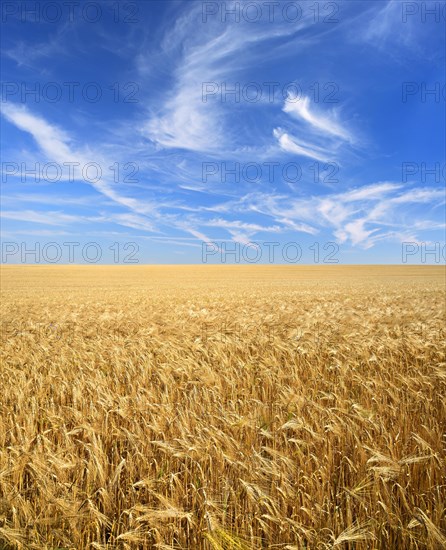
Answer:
0 265 445 549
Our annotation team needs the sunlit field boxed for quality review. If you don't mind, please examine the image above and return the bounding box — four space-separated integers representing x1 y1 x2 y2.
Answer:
1 265 445 549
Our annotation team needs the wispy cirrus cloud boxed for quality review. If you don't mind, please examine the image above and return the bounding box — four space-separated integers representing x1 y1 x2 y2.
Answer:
1 103 159 217
141 2 314 154
1 103 223 243
1 209 86 226
274 93 357 163
273 127 331 162
2 1 443 260
283 95 353 143
200 182 445 249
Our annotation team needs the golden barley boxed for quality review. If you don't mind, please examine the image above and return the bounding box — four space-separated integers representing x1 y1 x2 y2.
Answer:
0 265 445 549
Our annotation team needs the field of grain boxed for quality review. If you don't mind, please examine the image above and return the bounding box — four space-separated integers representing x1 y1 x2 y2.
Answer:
0 265 445 549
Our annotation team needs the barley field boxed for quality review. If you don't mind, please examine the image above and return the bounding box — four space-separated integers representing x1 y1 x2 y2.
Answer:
0 265 445 549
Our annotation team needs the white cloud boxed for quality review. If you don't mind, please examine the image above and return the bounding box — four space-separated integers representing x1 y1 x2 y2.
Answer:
283 96 353 143
145 90 223 152
275 92 356 164
338 182 402 202
360 0 414 50
1 210 87 226
273 128 330 162
204 182 445 249
390 188 446 204
1 104 240 244
2 103 73 159
142 2 313 154
338 219 379 248
1 103 159 217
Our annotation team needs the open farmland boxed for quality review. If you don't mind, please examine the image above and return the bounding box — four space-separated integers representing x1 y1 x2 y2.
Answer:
0 265 445 549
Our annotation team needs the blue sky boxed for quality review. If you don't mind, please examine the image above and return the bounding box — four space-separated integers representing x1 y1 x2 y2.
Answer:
1 0 445 264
